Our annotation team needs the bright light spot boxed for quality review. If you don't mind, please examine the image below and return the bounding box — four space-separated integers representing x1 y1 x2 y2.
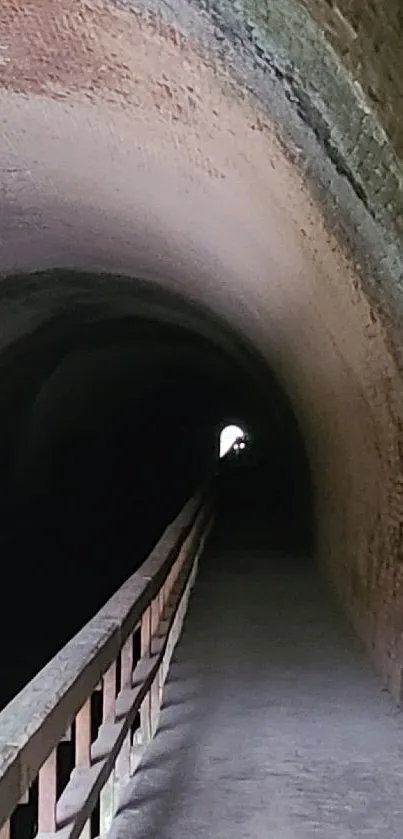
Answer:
219 424 246 458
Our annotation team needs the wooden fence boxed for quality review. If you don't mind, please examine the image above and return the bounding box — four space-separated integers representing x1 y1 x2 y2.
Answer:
0 492 212 839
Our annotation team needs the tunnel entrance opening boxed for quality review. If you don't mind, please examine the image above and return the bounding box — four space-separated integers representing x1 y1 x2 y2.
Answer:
0 270 315 711
0 0 402 725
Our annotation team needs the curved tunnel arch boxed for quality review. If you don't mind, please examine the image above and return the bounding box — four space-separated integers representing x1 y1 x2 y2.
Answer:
0 267 315 707
0 0 403 702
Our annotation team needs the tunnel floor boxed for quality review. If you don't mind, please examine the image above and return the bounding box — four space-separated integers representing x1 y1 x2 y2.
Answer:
108 539 403 838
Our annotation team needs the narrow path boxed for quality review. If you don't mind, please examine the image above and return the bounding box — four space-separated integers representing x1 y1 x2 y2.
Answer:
109 548 403 838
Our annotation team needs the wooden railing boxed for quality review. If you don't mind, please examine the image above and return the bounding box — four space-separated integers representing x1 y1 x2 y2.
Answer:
0 493 212 839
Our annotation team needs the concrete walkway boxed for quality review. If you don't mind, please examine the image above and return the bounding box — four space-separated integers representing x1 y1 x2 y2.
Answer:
109 548 403 838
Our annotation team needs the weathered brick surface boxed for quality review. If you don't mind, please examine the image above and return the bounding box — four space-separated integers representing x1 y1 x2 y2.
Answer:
194 0 403 698
0 0 403 704
298 0 403 158
297 271 403 703
206 0 403 292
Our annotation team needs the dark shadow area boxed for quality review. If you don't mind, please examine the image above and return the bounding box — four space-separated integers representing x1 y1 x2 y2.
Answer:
213 414 314 555
0 270 314 710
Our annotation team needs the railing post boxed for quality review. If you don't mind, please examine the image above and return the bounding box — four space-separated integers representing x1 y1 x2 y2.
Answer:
150 597 161 737
75 698 92 839
38 748 57 834
115 636 133 795
100 662 117 836
139 606 152 749
158 587 166 698
75 699 91 767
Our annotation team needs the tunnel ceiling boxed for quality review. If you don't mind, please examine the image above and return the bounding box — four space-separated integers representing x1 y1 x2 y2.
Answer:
1 0 403 702
0 269 302 522
1 0 402 428
0 269 290 437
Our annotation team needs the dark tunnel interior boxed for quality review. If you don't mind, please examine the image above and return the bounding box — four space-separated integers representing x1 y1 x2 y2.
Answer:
0 270 314 711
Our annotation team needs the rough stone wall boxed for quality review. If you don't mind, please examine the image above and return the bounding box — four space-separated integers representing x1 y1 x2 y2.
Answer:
0 0 403 702
205 0 403 288
289 250 403 703
194 0 403 700
298 0 403 157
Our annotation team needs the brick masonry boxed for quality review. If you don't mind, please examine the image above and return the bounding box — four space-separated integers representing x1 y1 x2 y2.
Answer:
203 0 403 293
298 0 403 158
0 0 403 702
199 0 403 700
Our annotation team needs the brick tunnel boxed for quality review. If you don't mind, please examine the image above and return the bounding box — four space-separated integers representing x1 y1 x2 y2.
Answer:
1 0 403 835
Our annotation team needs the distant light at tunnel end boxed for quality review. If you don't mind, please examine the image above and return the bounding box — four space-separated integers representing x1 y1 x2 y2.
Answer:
219 424 246 458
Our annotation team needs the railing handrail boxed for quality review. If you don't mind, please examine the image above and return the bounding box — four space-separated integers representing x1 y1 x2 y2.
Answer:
0 491 206 829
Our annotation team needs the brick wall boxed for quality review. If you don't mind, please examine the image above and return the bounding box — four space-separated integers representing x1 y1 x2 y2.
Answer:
206 0 403 699
290 251 403 704
298 0 403 158
0 0 402 702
